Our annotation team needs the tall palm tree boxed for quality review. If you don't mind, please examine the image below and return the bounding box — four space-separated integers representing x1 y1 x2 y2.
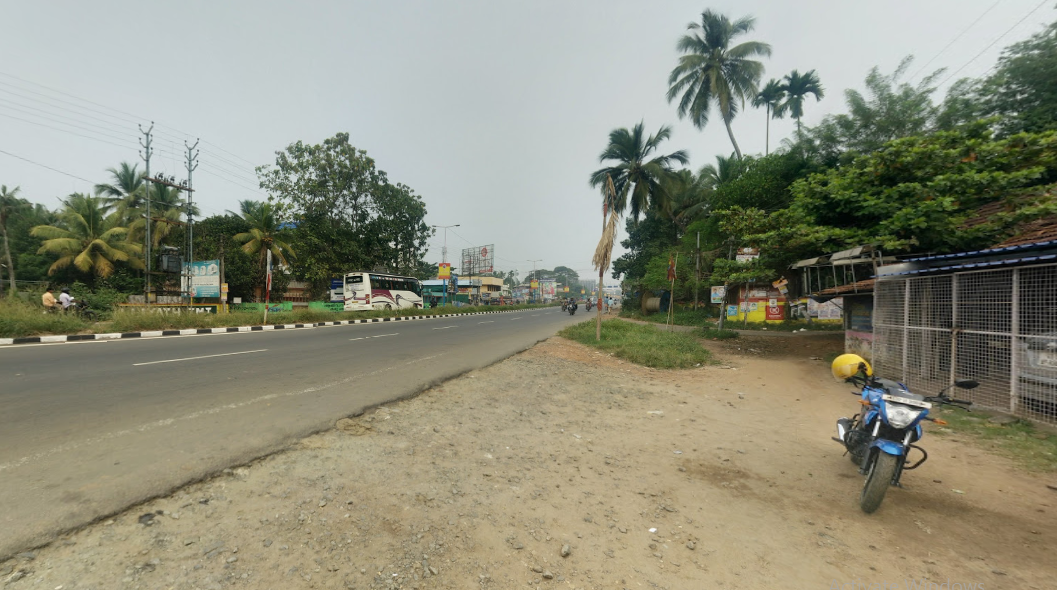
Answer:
30 193 143 278
780 69 825 137
231 200 294 268
129 183 199 249
0 185 23 293
664 169 711 229
667 10 772 160
94 162 145 223
752 79 786 155
588 122 689 221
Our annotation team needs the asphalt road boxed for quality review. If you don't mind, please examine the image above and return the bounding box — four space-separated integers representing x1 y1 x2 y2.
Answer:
0 307 586 559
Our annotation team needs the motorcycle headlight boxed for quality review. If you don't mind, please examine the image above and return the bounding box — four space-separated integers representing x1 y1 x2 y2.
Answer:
885 404 923 429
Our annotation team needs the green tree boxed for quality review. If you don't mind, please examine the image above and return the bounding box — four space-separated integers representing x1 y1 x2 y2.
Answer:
779 122 1057 255
231 200 295 301
94 162 145 224
802 57 942 163
0 185 23 292
588 122 689 220
699 153 746 191
666 9 772 159
752 79 786 155
978 20 1057 135
779 69 825 137
30 194 143 280
258 133 433 293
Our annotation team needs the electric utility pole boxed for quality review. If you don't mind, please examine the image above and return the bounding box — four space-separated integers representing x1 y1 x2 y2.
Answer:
431 224 459 306
528 259 542 303
184 139 199 306
139 122 154 303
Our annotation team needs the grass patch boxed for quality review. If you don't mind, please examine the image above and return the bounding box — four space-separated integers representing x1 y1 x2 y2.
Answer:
0 299 90 338
931 407 1057 472
620 308 716 327
702 327 739 340
560 319 713 369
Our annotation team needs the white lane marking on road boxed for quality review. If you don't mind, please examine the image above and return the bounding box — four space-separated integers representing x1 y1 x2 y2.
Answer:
478 321 494 324
0 352 447 474
133 349 268 366
433 326 457 330
531 314 540 317
510 317 522 321
351 333 399 341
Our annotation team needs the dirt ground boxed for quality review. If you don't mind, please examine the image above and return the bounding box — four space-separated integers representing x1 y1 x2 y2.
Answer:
3 331 1056 590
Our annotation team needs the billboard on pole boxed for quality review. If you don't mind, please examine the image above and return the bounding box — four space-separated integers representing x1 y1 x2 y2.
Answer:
461 244 495 275
181 260 221 297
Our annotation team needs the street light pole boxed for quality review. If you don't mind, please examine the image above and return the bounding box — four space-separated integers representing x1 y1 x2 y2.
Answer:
432 224 460 306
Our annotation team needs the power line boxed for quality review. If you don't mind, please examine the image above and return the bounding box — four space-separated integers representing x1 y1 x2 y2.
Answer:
908 0 1003 84
0 112 135 150
0 101 138 146
0 147 95 184
0 72 143 124
937 0 1050 87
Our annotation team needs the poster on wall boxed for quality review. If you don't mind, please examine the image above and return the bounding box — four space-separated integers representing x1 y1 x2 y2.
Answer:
710 286 726 304
766 305 784 320
808 297 843 320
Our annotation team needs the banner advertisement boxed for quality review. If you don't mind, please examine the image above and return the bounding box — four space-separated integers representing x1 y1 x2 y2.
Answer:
710 286 726 304
438 263 451 279
461 245 494 275
181 260 221 297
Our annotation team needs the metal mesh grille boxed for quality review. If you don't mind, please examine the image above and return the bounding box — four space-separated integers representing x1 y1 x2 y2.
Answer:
872 264 1057 425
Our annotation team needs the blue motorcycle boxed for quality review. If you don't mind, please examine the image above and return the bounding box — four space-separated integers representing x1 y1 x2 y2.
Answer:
832 356 978 513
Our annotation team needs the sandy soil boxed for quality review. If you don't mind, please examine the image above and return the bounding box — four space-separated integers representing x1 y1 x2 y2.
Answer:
3 332 1056 590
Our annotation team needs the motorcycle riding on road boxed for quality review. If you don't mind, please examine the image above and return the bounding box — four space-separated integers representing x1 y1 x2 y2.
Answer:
831 354 978 514
567 298 577 315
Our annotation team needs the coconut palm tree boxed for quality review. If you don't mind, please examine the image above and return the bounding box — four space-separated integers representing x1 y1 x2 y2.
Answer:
231 200 294 268
129 183 199 249
0 185 24 293
664 169 711 229
667 10 772 160
699 153 746 190
752 79 786 155
588 122 689 221
30 193 143 278
94 162 145 223
780 69 825 137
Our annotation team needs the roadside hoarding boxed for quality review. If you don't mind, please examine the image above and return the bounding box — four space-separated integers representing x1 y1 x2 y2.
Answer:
710 286 726 304
735 247 759 263
181 260 221 297
438 263 451 279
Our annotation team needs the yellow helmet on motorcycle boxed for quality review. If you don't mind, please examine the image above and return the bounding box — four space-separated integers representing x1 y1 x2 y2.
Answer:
831 353 872 381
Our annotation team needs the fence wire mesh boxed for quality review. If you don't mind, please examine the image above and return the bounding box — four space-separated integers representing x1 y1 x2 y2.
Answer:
874 265 1057 425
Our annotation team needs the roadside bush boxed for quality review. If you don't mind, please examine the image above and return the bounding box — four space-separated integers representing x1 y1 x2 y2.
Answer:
0 298 89 338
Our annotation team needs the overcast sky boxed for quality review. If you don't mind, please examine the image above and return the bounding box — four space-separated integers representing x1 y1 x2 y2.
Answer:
1 0 1051 283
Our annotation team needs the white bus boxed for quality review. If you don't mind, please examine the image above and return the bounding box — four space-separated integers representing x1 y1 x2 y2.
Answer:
343 272 424 311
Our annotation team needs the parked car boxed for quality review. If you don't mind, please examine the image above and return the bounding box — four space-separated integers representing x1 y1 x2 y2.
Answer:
1018 333 1057 407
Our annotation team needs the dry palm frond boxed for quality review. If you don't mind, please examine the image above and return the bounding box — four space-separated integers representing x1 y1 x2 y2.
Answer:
594 175 620 272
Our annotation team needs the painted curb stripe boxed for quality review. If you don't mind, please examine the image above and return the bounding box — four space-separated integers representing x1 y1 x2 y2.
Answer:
0 308 546 347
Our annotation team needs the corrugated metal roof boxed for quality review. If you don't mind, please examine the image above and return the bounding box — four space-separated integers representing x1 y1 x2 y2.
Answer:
901 239 1057 263
877 253 1057 277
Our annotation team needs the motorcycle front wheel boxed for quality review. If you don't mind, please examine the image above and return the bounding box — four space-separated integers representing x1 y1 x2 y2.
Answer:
860 452 898 514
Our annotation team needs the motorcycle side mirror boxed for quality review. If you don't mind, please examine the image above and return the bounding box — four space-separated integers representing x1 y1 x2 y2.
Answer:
955 379 979 390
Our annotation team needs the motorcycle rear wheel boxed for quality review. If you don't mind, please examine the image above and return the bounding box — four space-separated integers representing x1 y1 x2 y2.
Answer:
860 452 898 514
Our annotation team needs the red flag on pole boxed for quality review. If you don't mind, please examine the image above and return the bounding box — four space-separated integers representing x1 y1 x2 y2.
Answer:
667 256 676 281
